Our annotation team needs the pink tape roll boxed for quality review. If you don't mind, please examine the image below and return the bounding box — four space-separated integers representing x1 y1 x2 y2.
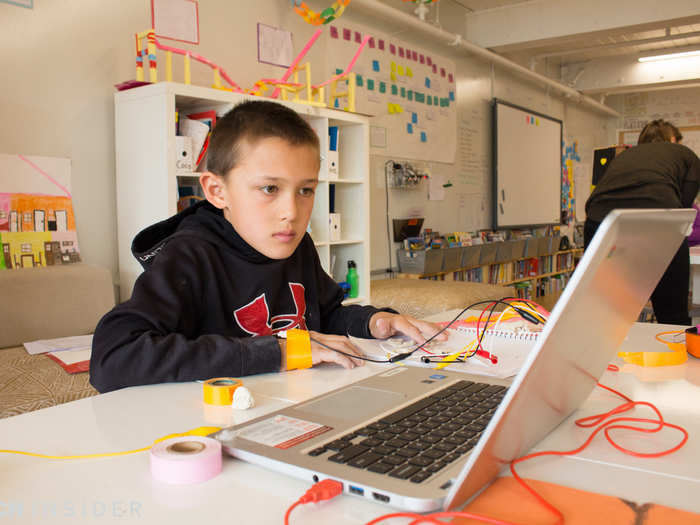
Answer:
150 436 222 484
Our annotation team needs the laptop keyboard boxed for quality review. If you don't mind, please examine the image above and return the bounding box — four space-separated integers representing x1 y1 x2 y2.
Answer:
307 380 507 484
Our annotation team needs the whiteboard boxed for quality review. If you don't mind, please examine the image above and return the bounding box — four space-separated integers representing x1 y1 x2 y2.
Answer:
493 100 562 228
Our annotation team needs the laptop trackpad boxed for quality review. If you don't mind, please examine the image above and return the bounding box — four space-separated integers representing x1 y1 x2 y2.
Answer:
297 386 406 422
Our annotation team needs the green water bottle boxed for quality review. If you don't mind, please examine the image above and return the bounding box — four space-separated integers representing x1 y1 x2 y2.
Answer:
346 260 359 298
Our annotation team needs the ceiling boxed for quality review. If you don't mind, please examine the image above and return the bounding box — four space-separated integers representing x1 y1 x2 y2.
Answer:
451 0 700 65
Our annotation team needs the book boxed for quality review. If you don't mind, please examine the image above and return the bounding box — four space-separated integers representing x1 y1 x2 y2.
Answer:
46 347 91 374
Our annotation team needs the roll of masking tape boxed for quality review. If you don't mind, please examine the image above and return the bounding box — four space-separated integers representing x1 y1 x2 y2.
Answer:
150 435 222 484
202 377 243 405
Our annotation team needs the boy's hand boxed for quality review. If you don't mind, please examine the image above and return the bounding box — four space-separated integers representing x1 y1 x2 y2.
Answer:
308 331 365 369
368 312 448 344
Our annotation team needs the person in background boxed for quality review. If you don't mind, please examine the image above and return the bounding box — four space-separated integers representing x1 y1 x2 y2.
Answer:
584 119 700 325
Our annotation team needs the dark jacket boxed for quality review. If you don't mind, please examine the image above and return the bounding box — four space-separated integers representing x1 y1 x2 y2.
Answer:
585 142 700 223
90 201 387 393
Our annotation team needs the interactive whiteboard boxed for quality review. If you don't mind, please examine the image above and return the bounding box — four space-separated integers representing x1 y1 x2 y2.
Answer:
493 99 562 228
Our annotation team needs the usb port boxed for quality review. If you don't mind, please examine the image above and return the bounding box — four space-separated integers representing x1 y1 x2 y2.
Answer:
349 485 364 496
372 492 390 503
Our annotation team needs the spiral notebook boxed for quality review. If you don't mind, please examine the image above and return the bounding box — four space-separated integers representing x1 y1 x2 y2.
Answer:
349 326 540 379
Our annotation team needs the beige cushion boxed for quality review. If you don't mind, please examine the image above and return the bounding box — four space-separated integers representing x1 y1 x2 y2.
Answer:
0 264 115 349
370 278 514 319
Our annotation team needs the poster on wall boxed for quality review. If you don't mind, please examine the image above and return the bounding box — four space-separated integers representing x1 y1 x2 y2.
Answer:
326 22 457 163
0 154 81 270
151 0 200 44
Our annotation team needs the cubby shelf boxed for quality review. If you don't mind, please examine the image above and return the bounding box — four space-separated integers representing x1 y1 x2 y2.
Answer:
115 82 370 302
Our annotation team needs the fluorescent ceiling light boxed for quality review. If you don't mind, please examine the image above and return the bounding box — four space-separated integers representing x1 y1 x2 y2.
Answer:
638 49 700 62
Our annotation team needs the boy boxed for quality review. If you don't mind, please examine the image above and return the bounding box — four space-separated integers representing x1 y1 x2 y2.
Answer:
90 100 443 393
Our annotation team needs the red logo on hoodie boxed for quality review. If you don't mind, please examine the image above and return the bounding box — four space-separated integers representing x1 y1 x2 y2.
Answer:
234 282 307 336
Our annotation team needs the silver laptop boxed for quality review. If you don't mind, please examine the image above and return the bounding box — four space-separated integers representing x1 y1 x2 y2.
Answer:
213 209 695 512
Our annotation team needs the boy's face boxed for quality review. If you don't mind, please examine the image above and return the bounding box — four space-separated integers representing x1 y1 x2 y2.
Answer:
201 137 319 259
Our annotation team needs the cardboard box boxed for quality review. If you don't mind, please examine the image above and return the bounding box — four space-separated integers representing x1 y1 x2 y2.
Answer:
329 213 341 241
175 136 194 175
327 150 339 180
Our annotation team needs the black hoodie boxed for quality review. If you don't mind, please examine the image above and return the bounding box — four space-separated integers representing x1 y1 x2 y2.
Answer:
90 201 389 393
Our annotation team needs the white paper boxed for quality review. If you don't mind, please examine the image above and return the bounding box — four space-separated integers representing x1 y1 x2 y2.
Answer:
349 328 537 379
257 23 293 67
152 0 199 43
24 334 93 355
48 347 91 365
179 118 209 161
370 126 387 148
428 174 445 201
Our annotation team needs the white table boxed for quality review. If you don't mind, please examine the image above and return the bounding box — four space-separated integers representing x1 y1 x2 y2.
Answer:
1 321 699 523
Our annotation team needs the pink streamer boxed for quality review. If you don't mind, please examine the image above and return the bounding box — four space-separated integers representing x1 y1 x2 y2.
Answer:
18 154 72 198
270 28 323 99
312 35 370 89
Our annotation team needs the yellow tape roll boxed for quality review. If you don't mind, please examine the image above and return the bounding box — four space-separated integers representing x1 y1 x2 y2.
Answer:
202 378 243 405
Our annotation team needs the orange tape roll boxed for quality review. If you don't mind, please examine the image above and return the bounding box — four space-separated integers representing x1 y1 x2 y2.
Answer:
202 377 243 405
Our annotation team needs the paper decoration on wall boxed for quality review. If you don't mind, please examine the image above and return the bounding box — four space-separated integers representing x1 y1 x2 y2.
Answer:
1 0 33 8
293 0 351 26
561 140 580 224
0 154 81 270
327 21 456 163
257 23 294 68
151 0 199 44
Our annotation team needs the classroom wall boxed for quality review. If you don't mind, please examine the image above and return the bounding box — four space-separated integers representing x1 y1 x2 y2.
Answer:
0 0 614 284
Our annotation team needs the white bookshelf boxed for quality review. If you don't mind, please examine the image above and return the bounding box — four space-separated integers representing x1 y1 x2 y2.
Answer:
114 82 370 305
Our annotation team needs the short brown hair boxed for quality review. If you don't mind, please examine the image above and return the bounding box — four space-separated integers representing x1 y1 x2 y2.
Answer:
638 119 683 144
206 100 320 177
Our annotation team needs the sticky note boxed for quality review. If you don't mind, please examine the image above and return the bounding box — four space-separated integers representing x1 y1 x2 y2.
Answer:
412 51 418 61
427 96 432 106
390 61 397 72
536 118 540 125
396 104 403 113
449 91 455 101
330 26 339 39
399 47 404 58
369 37 375 48
388 103 395 114
420 131 427 142
354 31 362 43
412 112 417 124
440 67 446 77
407 90 413 101
379 81 386 93
400 87 406 97
372 60 380 72
367 79 375 90
419 54 425 64
391 84 398 95
398 64 405 76
406 67 413 78
378 39 385 50
390 71 397 82
448 73 454 83
425 77 431 88
389 43 396 55
343 28 351 41
356 74 363 87
432 64 437 74
407 123 413 134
